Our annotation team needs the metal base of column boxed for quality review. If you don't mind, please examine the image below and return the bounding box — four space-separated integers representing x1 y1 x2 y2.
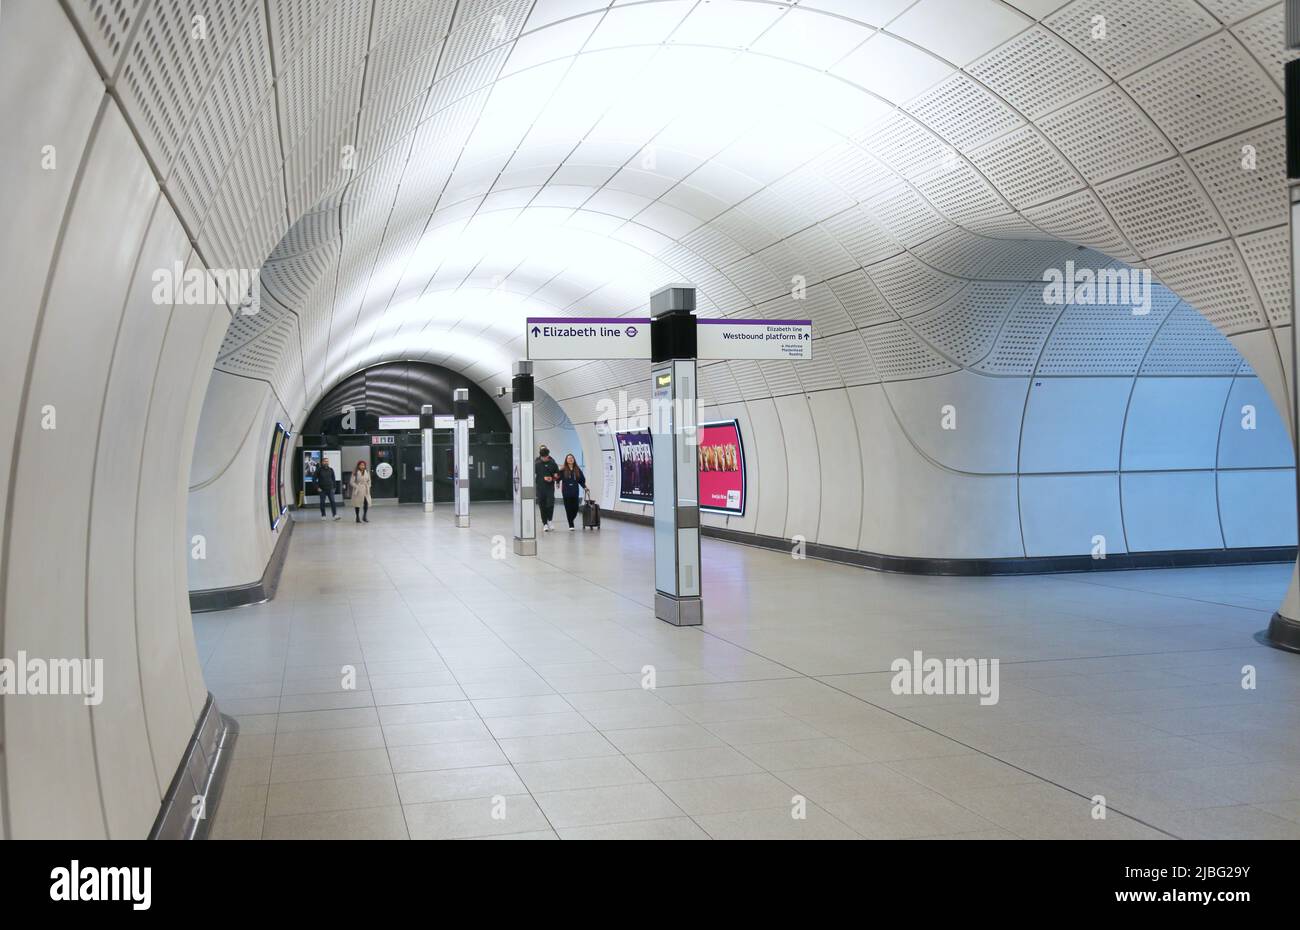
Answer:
655 592 702 627
1257 612 1300 653
514 537 537 556
456 515 470 528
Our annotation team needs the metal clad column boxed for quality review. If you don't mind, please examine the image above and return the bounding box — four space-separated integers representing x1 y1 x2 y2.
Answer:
1266 55 1300 650
453 388 471 528
650 284 702 627
512 361 536 555
420 404 434 514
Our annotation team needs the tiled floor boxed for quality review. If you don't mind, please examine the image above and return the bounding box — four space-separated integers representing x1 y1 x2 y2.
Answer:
198 502 1300 840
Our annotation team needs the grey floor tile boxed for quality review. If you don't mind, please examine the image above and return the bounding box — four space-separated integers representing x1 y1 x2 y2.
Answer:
395 765 527 804
403 795 550 839
534 783 684 829
514 755 648 793
265 774 400 817
262 806 410 840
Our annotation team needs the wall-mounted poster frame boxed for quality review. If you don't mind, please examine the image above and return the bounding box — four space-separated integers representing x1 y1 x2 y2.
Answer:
697 419 745 516
276 425 292 519
615 429 653 504
268 422 291 530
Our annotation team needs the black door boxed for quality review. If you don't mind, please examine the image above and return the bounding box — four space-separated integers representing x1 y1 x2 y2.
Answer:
397 444 424 503
471 443 513 501
370 445 398 498
431 442 454 502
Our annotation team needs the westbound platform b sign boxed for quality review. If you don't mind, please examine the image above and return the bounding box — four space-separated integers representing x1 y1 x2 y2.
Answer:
526 315 812 361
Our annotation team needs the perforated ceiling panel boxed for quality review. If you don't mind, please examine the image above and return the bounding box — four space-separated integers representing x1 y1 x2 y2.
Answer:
76 0 1290 430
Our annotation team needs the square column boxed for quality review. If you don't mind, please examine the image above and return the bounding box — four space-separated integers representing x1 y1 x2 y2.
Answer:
420 404 434 513
453 388 470 528
511 361 537 555
650 284 702 627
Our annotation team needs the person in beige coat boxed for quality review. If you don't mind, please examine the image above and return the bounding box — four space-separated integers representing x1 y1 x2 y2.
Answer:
350 460 373 523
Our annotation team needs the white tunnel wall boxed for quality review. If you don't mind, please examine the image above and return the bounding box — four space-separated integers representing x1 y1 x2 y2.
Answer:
555 349 1294 562
188 371 292 592
0 1 227 838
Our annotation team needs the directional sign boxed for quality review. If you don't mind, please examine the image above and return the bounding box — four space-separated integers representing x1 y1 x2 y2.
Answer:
697 319 812 360
526 317 650 360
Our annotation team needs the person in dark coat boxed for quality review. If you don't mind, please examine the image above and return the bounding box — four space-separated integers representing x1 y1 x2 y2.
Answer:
317 458 340 520
558 454 587 530
534 445 559 532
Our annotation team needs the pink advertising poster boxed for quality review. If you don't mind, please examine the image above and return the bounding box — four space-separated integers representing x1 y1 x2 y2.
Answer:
697 420 745 515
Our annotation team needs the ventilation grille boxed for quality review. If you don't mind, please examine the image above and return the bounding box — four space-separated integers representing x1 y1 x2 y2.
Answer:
1150 240 1268 333
819 207 901 267
911 284 1023 368
794 354 844 393
1022 190 1140 263
812 144 897 202
906 73 1024 151
1186 123 1288 237
1036 300 1172 375
913 230 1003 279
1046 0 1219 79
975 289 1065 375
822 331 879 386
1142 304 1246 374
1097 159 1229 256
1121 32 1284 153
970 126 1084 208
1233 5 1300 87
866 184 950 247
967 25 1109 119
73 0 145 74
1037 86 1176 184
1237 225 1292 326
865 322 958 381
826 271 897 328
914 162 1007 224
868 254 965 317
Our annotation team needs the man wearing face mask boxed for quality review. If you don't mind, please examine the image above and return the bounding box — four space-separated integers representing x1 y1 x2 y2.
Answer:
534 444 560 532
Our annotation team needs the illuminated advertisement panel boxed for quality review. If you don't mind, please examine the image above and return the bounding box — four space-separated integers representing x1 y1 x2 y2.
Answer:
615 430 653 504
697 420 745 516
268 423 290 529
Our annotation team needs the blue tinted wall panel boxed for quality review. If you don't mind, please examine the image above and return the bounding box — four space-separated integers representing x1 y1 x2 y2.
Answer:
1122 377 1231 471
1121 472 1224 551
1020 473 1126 557
1020 378 1131 473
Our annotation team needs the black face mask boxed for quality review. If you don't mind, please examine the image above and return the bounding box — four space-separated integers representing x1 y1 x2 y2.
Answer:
539 450 549 458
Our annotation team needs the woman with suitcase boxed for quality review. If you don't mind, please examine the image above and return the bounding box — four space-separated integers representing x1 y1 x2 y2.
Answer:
558 453 587 531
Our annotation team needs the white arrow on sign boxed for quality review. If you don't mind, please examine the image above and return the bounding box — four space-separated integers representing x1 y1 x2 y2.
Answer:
526 317 650 360
697 318 813 360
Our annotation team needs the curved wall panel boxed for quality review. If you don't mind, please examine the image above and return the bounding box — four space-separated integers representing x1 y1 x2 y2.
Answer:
1020 474 1127 558
1218 469 1298 548
1219 376 1293 468
1019 378 1132 473
1122 378 1232 470
188 372 289 592
809 390 864 550
1122 471 1226 552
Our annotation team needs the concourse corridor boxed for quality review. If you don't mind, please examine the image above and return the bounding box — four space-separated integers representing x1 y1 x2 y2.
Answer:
200 505 1300 840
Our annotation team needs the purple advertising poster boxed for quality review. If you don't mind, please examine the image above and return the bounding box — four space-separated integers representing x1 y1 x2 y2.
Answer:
615 430 653 504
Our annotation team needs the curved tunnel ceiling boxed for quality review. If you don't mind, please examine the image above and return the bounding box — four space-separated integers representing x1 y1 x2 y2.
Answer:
72 0 1298 426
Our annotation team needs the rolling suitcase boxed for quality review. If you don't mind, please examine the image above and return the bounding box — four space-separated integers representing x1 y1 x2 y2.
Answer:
582 497 600 530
